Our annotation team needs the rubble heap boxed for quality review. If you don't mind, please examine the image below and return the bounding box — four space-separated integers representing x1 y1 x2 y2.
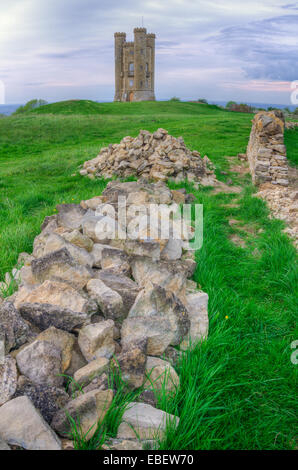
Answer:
80 128 216 184
255 184 298 248
0 180 209 450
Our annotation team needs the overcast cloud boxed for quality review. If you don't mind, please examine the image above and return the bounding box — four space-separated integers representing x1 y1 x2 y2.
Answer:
0 0 297 104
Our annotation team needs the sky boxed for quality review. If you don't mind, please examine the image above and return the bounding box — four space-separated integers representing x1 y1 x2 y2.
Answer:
0 0 297 105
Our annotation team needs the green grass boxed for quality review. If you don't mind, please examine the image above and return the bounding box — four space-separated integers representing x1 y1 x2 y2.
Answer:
285 129 298 166
0 100 297 450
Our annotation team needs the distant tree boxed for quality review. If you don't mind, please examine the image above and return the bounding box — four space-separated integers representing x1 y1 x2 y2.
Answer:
267 106 274 111
294 107 298 115
169 97 181 102
0 113 6 119
14 99 48 114
226 101 237 109
198 98 208 104
226 101 253 113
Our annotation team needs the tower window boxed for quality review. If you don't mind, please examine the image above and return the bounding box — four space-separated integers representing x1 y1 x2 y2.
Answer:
140 81 143 88
129 79 134 87
129 62 134 72
146 80 149 88
140 49 144 55
146 63 149 72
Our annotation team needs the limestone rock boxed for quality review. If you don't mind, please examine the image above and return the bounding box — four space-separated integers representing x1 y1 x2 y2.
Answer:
96 270 140 313
117 402 179 440
101 247 131 276
37 327 75 372
0 396 61 450
0 355 17 406
15 279 96 314
106 438 143 450
62 229 93 252
78 320 115 361
64 341 88 377
51 389 113 439
43 233 94 267
19 302 90 332
121 284 190 355
0 439 10 450
56 203 87 230
0 301 30 353
73 357 109 388
90 243 114 268
144 356 179 394
180 292 209 350
31 248 92 289
131 257 188 295
86 278 124 322
113 340 147 389
13 375 69 424
16 339 63 387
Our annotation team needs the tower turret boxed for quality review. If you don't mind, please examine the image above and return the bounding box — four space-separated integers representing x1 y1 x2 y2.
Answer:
114 28 156 102
114 32 126 101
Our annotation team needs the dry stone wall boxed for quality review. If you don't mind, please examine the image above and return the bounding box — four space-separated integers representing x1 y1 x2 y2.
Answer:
247 110 289 186
0 180 209 450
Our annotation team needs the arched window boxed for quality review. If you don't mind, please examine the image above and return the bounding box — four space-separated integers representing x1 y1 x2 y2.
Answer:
129 79 134 87
129 62 134 72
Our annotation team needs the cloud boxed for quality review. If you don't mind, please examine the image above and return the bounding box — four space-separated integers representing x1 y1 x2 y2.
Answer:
0 0 297 104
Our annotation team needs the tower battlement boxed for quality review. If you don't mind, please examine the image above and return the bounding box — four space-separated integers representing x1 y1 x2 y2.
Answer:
114 27 156 102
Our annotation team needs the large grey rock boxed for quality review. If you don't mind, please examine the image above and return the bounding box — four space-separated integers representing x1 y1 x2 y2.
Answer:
130 257 189 295
180 292 209 350
112 339 147 389
13 375 69 424
62 229 93 252
86 278 124 321
144 356 179 394
31 248 92 289
0 301 30 353
0 355 17 406
15 279 96 314
121 284 190 355
56 203 87 230
64 341 88 377
73 357 109 388
117 402 179 440
16 339 63 387
78 321 115 361
19 302 90 332
91 243 117 268
96 270 140 313
51 389 113 439
0 439 10 450
43 233 94 267
37 327 75 372
0 396 61 450
101 247 131 276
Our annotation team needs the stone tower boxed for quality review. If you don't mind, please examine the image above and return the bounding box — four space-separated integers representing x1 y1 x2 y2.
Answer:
114 28 156 102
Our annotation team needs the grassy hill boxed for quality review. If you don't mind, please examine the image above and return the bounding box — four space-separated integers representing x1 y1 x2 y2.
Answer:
0 100 297 450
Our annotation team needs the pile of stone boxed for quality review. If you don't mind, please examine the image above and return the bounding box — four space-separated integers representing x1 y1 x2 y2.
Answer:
255 184 298 247
285 121 298 130
247 110 289 186
0 180 209 450
80 128 216 185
